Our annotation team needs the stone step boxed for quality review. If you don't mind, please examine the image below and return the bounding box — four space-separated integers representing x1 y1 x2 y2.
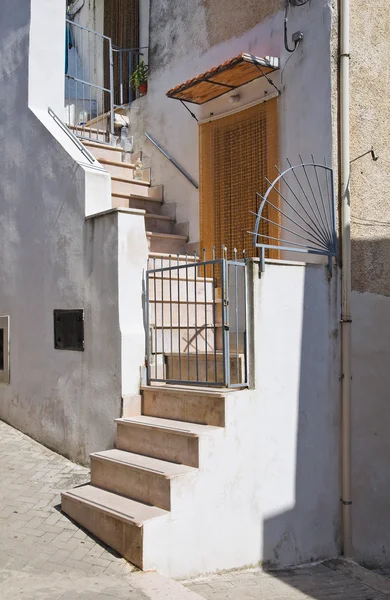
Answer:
111 178 162 200
145 214 175 235
83 140 123 162
150 325 223 354
99 157 136 178
115 416 219 468
166 351 246 386
149 301 221 327
90 449 195 511
61 484 167 570
100 158 152 185
113 194 163 213
148 277 214 302
147 232 187 254
142 386 227 427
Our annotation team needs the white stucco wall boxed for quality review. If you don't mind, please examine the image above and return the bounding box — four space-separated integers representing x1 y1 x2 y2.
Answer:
131 0 333 244
351 290 390 567
142 260 341 577
0 0 147 464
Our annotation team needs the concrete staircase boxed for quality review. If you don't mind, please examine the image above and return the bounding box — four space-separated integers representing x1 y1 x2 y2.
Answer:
61 385 236 575
61 138 247 577
84 140 188 254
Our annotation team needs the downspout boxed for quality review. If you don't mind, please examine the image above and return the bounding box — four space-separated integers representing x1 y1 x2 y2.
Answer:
339 0 352 557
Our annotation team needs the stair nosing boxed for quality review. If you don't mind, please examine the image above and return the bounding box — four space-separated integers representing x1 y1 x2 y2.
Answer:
141 384 231 397
115 416 218 436
99 158 136 169
83 140 123 152
62 486 168 526
112 192 162 202
146 231 188 241
91 450 196 477
112 176 150 187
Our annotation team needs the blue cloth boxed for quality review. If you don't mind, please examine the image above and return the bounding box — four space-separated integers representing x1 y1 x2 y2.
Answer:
65 24 73 74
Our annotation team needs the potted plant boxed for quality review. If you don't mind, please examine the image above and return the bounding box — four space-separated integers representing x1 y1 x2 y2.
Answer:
131 61 149 97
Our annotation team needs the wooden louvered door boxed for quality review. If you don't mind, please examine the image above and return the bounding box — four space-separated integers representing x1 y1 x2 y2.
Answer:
104 0 140 107
199 98 279 259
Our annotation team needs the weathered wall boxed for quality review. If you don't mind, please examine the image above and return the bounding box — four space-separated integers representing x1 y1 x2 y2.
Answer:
131 0 334 244
347 1 390 566
0 0 147 464
350 1 390 296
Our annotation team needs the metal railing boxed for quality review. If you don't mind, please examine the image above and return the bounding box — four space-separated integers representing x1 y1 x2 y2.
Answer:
145 133 199 189
145 251 248 388
112 47 148 106
65 19 114 144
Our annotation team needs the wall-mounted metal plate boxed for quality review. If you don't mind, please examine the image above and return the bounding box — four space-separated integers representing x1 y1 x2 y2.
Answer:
54 309 84 351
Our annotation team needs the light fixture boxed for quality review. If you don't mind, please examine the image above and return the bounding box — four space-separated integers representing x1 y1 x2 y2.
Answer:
229 93 241 105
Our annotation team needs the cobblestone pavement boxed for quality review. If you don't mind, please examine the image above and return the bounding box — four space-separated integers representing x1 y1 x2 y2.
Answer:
0 419 200 600
183 563 390 600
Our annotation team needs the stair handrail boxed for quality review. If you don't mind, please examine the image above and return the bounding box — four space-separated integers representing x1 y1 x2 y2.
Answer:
145 133 199 190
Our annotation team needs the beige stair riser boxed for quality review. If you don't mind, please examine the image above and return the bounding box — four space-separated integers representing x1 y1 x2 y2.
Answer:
116 422 200 468
166 352 245 385
102 162 136 180
145 216 174 235
113 195 163 213
149 302 220 327
150 326 222 354
142 389 225 427
91 457 172 511
148 279 214 302
147 234 186 254
84 144 123 162
112 179 162 201
61 494 144 568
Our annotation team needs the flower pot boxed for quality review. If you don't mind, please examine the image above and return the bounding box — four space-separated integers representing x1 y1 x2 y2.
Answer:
139 83 148 96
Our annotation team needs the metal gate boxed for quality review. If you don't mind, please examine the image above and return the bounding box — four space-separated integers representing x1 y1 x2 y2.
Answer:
145 254 248 388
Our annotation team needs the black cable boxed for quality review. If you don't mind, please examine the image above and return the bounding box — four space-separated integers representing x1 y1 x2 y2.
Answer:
284 1 298 53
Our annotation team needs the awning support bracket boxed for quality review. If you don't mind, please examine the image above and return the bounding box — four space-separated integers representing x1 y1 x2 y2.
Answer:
180 100 199 122
254 64 281 95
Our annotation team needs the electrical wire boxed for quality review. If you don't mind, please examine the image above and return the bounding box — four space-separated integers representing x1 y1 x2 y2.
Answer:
284 1 298 53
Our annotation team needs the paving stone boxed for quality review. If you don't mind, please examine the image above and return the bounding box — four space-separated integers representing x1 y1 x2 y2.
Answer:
0 419 195 600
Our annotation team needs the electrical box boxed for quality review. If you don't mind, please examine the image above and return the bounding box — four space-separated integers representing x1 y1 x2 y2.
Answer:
54 309 84 351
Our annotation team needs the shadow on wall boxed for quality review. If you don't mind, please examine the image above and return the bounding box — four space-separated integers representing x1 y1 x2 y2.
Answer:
261 236 390 597
261 260 341 595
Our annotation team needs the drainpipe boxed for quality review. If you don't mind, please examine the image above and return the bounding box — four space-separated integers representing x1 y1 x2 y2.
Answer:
339 0 352 557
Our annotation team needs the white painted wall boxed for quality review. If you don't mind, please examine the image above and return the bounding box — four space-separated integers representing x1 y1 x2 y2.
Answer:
132 0 333 245
0 0 148 464
351 290 390 567
143 260 341 577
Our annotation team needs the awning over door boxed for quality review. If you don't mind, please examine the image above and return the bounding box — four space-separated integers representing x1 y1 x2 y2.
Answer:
166 53 279 105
